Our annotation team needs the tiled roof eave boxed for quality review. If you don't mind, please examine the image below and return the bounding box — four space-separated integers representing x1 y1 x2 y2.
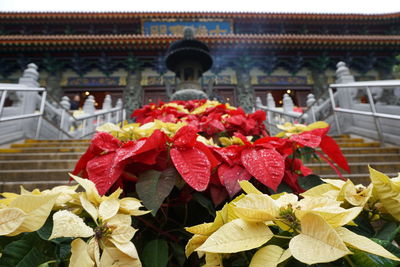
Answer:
0 11 400 22
1 34 400 50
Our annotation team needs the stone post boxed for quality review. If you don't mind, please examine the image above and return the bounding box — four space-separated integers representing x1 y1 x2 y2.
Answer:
102 94 112 110
267 93 276 109
306 93 316 123
83 95 95 133
60 96 71 136
235 69 254 113
335 61 356 132
123 71 143 121
17 63 40 138
282 93 294 113
46 72 62 100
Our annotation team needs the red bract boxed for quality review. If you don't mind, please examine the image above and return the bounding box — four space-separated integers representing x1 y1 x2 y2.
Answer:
241 148 285 192
218 164 251 197
170 125 219 191
72 132 121 176
319 135 350 172
170 147 211 191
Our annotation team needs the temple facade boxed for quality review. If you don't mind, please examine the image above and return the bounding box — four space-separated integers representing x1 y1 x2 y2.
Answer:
1 12 400 113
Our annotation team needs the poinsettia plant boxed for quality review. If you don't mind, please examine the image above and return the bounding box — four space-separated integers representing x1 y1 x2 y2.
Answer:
0 174 148 266
185 166 400 266
69 99 351 265
72 100 349 205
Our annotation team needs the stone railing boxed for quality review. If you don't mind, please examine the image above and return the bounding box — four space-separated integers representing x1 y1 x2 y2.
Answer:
0 63 124 145
256 61 400 145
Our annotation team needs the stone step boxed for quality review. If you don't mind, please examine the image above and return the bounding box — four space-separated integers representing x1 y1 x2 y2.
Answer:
331 134 351 139
0 180 77 193
25 139 90 143
338 147 400 154
11 142 90 148
306 162 400 175
0 169 71 182
309 153 400 163
333 138 365 143
0 159 77 170
0 152 83 160
321 173 399 186
337 142 381 148
0 147 87 153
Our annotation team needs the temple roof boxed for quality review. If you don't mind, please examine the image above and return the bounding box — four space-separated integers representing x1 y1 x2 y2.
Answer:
1 34 400 50
1 11 399 23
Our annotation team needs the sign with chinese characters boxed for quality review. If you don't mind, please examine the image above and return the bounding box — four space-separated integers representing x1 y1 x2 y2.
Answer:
143 21 232 36
63 77 125 87
256 76 308 85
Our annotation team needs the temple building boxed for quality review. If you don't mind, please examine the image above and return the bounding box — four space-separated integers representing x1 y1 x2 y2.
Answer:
1 11 400 113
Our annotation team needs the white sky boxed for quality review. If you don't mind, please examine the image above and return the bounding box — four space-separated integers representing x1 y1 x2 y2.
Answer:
0 0 399 13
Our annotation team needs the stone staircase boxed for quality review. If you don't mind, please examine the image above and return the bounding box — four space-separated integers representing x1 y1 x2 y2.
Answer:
0 135 399 193
305 134 400 185
0 139 89 192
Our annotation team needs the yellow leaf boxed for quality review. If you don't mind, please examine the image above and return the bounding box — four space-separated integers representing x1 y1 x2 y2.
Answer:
87 238 100 267
232 194 279 222
275 193 298 208
119 198 149 216
289 213 351 265
321 179 346 189
369 166 400 220
341 181 373 207
186 211 224 236
8 193 59 234
96 122 122 133
0 208 26 235
106 188 123 200
99 198 120 221
109 240 139 259
239 180 262 195
196 218 273 253
185 234 208 257
111 225 137 243
301 184 338 198
79 194 98 222
307 121 329 130
296 206 362 228
203 253 223 267
336 227 400 261
107 214 132 227
49 210 94 239
69 174 102 204
100 246 142 267
69 238 95 267
250 245 291 267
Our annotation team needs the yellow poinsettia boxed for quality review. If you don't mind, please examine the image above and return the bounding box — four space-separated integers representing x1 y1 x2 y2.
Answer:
219 135 252 146
276 121 329 137
185 179 400 266
50 174 148 267
96 120 186 141
0 193 59 236
190 100 234 115
301 178 373 208
369 166 400 221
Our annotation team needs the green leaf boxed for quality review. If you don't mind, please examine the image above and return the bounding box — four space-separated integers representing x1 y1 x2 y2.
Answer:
192 193 216 217
0 239 48 267
169 242 185 267
136 168 177 216
298 174 323 190
371 238 400 258
350 250 397 267
36 214 53 240
142 239 169 267
345 212 375 238
375 222 400 242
